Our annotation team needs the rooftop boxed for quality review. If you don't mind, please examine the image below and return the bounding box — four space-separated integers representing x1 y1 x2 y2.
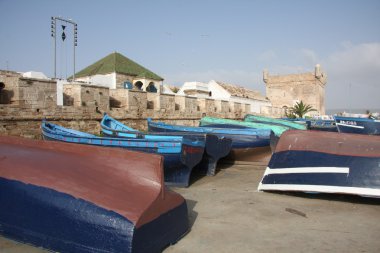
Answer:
74 52 164 81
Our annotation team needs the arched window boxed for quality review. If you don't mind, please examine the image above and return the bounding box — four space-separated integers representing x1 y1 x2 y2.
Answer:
123 81 133 89
134 81 143 90
146 82 157 93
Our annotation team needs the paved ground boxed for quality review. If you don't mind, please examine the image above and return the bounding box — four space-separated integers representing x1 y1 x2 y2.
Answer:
1 163 380 253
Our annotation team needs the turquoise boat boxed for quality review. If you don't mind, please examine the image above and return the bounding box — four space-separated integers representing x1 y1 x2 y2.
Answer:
199 116 289 136
244 114 307 130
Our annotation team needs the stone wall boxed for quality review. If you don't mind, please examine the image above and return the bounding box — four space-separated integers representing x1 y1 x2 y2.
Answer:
63 84 109 111
263 65 327 115
0 70 283 140
115 73 133 89
0 70 21 104
174 95 198 113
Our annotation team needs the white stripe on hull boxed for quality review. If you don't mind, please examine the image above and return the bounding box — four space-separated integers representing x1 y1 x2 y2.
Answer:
335 122 365 129
257 183 380 197
263 167 349 176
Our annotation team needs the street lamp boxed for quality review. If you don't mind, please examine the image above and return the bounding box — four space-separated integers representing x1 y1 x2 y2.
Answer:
51 16 78 81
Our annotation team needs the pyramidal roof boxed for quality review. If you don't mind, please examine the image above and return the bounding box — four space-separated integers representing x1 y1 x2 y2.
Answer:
74 52 164 81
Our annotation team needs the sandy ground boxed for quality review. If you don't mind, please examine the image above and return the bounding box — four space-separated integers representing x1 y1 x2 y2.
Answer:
1 162 380 253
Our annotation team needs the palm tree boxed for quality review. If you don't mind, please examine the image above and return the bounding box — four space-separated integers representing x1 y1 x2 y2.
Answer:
288 101 317 118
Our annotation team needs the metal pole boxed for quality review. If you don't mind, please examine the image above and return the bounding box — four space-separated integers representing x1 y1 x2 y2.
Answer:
53 18 57 79
73 29 75 81
52 17 77 81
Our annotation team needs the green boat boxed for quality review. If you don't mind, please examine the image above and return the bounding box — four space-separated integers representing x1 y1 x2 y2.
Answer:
199 116 289 136
244 114 307 130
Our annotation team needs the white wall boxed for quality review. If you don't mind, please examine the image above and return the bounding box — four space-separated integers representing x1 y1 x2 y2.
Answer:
177 79 272 114
56 80 65 106
177 82 209 97
75 73 116 89
208 80 231 99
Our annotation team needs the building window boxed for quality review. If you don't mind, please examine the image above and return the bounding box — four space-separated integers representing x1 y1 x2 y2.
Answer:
123 81 133 89
146 82 157 93
134 81 143 90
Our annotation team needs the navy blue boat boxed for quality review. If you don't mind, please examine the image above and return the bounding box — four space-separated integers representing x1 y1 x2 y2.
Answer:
334 115 380 135
258 130 380 197
41 120 205 187
0 135 188 253
147 118 273 164
101 114 232 176
282 118 337 132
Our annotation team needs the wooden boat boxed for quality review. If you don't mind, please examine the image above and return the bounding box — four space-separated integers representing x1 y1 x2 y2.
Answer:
199 116 289 137
41 120 205 187
258 130 380 198
334 115 380 135
282 117 337 132
147 118 273 164
0 135 189 253
101 114 232 175
307 119 337 132
244 114 307 130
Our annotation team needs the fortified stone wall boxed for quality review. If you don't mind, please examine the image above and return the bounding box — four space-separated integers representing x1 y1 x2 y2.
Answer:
174 96 198 113
0 70 21 105
115 73 133 89
263 65 327 115
0 70 254 140
17 77 57 110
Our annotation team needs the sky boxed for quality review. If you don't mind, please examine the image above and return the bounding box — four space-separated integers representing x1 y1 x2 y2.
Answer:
0 0 379 111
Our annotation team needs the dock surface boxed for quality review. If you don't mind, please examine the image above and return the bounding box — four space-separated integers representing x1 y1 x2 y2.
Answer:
1 162 380 253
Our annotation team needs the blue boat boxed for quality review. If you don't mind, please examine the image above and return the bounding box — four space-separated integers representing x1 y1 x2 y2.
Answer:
244 114 307 130
258 130 380 197
100 114 232 176
147 118 273 164
282 118 337 132
0 135 188 253
41 120 205 187
334 115 380 135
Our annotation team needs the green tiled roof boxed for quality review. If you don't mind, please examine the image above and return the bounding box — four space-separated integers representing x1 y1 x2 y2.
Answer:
74 52 164 81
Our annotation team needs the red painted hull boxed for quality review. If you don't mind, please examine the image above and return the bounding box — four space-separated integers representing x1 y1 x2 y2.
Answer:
0 136 189 252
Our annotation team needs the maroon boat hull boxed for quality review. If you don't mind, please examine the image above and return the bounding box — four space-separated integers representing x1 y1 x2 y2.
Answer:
0 136 189 252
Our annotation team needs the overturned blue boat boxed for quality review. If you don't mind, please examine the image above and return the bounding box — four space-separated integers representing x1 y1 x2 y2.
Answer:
282 118 338 132
244 114 307 130
101 114 232 175
258 130 380 197
147 118 273 164
41 120 205 187
0 135 189 253
334 115 380 135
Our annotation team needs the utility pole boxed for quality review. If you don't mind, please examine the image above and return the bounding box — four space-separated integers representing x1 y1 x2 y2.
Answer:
51 16 78 80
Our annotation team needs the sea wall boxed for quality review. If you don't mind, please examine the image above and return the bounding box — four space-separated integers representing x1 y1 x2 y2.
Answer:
0 70 253 139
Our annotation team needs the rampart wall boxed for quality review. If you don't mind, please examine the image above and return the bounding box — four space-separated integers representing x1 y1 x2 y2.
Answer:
0 70 258 140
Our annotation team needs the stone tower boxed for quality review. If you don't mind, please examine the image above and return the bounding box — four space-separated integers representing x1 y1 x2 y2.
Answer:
263 64 327 116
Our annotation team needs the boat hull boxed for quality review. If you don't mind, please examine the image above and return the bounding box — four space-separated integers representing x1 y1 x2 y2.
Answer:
101 114 228 177
42 121 204 187
244 114 307 130
258 130 380 197
200 116 289 136
0 136 189 253
148 121 271 164
334 116 380 135
147 121 234 175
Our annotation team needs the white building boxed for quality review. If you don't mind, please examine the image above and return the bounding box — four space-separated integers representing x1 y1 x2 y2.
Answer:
177 80 271 114
73 52 164 93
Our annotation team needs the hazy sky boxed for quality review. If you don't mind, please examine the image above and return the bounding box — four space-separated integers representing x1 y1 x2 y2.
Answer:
0 0 379 110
